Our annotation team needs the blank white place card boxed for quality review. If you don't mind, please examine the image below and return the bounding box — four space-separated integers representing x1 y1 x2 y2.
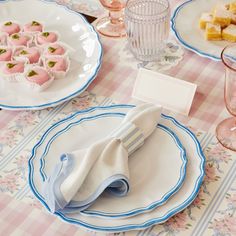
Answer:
132 68 197 116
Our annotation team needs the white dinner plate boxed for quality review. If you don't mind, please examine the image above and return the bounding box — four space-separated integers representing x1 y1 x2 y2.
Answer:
0 0 102 110
35 106 187 219
172 0 230 60
29 105 205 232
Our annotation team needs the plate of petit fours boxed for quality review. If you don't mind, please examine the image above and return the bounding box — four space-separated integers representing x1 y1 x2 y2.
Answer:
0 0 102 110
172 0 236 60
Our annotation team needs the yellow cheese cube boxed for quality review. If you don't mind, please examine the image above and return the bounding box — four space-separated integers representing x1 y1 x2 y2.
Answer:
229 2 236 14
213 8 231 27
199 13 213 29
205 22 222 40
222 24 236 42
231 13 236 24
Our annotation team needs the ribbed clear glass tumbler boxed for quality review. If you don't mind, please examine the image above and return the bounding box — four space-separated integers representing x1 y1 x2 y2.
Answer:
124 0 170 61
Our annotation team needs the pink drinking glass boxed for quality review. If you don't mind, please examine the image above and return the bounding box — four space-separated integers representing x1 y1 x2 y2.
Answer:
96 0 127 38
216 44 236 151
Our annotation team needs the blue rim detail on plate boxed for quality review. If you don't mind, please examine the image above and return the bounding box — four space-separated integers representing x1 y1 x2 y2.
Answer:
37 111 187 218
39 112 126 181
37 104 133 180
171 0 221 61
28 104 206 232
0 0 103 110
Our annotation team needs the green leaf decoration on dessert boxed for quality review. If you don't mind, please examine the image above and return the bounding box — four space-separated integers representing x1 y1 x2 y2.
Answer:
32 21 40 26
20 50 28 55
12 34 20 40
6 63 16 69
4 21 12 26
42 32 50 37
48 61 56 68
28 70 38 77
48 47 56 53
0 49 6 55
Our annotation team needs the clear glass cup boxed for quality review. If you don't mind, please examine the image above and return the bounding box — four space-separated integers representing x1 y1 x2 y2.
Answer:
96 0 127 38
216 44 236 151
124 0 170 61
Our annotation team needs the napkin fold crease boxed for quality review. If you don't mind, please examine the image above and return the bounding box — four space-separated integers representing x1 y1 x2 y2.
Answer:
43 103 162 213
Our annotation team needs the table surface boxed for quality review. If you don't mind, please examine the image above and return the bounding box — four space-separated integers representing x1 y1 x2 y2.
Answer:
1 0 236 235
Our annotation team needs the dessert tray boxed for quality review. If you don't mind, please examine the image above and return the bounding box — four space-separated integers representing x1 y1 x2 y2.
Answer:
0 0 102 110
29 104 205 232
172 0 230 60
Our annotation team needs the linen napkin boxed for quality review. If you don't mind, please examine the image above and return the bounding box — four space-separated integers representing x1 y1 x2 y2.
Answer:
43 104 162 213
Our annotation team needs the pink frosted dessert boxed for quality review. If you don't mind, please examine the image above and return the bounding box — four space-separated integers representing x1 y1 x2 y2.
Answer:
45 57 67 72
8 33 30 46
37 32 58 45
0 48 12 61
15 47 40 64
1 21 20 35
45 44 65 56
23 21 43 33
26 67 51 85
2 61 24 74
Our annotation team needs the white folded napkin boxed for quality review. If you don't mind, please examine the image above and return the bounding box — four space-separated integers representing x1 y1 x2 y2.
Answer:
43 103 162 213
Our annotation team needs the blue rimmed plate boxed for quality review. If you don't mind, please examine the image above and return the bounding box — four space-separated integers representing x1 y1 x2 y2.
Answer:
172 0 230 61
30 105 187 219
0 0 102 110
29 104 205 232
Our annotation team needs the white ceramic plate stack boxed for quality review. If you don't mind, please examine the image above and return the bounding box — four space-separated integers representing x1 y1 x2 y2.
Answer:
29 104 205 232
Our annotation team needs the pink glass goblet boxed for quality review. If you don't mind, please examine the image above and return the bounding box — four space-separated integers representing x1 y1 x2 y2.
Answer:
96 0 127 38
216 44 236 151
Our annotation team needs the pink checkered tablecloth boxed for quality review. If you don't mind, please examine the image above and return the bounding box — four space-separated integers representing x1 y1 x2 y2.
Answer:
0 194 83 236
1 0 236 236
